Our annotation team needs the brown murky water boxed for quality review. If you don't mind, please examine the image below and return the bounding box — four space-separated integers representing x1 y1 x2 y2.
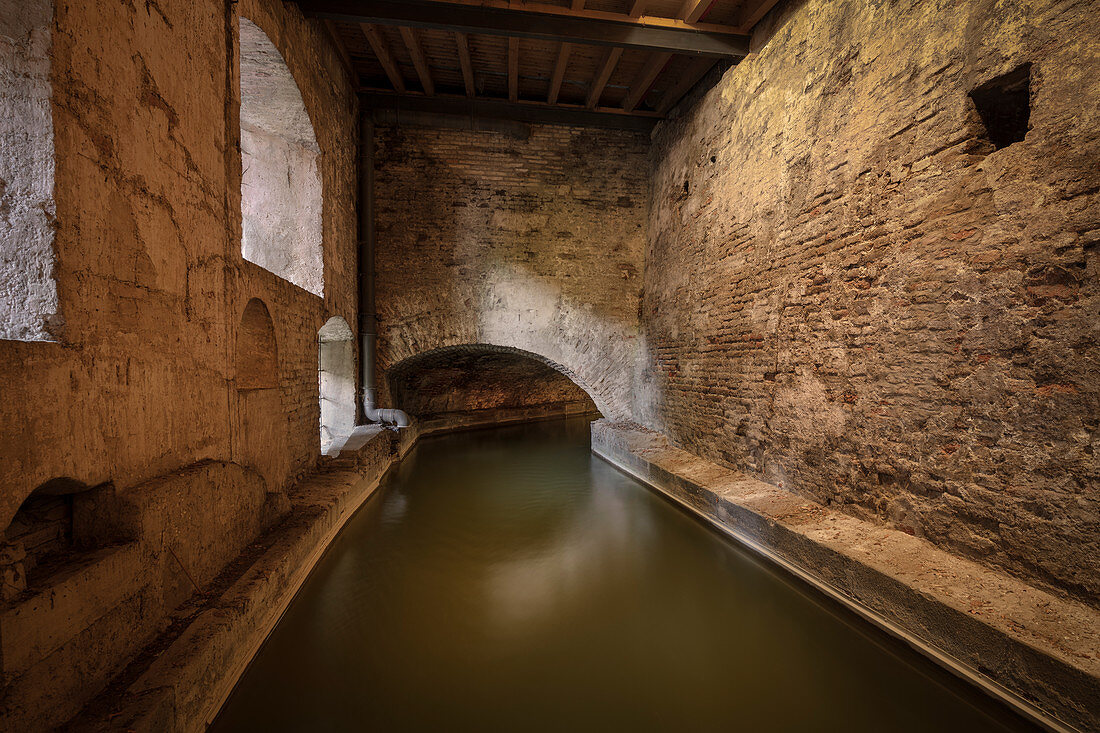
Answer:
212 418 1037 732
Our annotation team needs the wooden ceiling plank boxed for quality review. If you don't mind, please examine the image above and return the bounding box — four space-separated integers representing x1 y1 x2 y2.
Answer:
361 89 660 132
360 23 406 93
585 46 623 110
454 32 476 98
508 37 519 102
655 55 713 114
547 42 572 104
547 0 585 105
622 51 671 112
399 26 436 96
678 0 717 24
299 0 751 58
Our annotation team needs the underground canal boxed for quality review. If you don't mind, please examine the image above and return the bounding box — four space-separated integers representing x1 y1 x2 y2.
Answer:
212 418 1039 732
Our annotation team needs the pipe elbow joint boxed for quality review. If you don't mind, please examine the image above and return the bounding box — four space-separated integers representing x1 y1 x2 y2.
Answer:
363 403 410 429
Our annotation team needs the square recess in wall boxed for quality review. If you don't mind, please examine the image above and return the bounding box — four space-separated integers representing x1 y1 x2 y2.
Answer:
970 63 1032 150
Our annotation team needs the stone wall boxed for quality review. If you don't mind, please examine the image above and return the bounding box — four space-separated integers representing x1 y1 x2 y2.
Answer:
0 0 358 726
373 123 649 420
643 0 1100 604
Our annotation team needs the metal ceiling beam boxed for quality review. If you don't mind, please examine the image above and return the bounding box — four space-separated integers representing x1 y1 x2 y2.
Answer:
360 90 659 132
299 0 750 58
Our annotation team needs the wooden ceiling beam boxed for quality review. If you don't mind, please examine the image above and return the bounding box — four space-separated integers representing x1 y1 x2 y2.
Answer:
616 0 703 114
415 0 735 32
508 37 519 102
360 23 406 93
678 0 718 24
547 0 585 105
454 32 475 98
585 47 623 110
655 55 714 114
360 89 660 131
399 26 435 96
622 52 671 113
547 43 572 105
298 0 750 58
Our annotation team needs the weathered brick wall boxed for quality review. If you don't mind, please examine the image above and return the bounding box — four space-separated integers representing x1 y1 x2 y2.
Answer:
373 123 649 420
0 0 356 516
643 0 1099 603
0 0 358 724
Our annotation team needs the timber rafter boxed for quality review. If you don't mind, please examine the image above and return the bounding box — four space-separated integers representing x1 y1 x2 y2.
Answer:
310 0 784 129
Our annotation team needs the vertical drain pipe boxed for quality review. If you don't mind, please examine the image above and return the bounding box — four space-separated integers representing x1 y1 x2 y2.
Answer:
359 116 409 428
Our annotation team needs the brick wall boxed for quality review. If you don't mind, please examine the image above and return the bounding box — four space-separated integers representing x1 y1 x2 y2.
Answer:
643 0 1100 603
0 0 360 724
373 123 649 420
0 0 358 513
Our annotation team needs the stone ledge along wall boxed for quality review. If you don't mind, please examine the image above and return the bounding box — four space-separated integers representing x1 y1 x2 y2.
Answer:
641 0 1099 605
0 0 357 727
373 123 649 420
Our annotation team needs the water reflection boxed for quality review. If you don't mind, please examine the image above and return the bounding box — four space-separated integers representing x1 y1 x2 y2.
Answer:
212 419 1037 733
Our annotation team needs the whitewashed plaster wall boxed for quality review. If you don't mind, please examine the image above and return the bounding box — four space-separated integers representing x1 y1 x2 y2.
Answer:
0 0 58 341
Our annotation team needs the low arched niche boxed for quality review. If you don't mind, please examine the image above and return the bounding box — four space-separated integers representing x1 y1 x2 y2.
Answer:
1 478 96 601
234 298 286 487
386 344 600 421
318 316 355 454
238 17 323 296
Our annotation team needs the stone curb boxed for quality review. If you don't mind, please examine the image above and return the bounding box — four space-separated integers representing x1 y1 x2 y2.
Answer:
591 419 1100 733
96 429 415 733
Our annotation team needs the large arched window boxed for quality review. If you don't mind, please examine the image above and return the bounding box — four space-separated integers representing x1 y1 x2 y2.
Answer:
238 18 323 296
0 0 59 341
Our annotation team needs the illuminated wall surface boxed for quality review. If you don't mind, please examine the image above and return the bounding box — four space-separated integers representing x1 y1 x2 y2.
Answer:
0 0 1096 729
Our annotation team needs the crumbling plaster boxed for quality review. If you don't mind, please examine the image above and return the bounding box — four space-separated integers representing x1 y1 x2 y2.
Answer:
0 0 59 342
239 17 324 297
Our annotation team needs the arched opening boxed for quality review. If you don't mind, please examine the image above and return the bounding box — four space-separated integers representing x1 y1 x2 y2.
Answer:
235 298 285 487
318 316 355 455
386 345 600 426
1 478 92 601
238 17 323 296
237 297 278 389
1 0 59 341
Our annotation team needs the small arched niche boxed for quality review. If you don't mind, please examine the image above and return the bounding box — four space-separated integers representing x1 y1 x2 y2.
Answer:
387 345 600 421
238 17 323 296
1 478 92 601
236 297 278 389
235 298 285 487
318 316 355 454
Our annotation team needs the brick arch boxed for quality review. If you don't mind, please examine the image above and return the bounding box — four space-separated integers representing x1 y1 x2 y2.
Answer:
384 344 613 419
